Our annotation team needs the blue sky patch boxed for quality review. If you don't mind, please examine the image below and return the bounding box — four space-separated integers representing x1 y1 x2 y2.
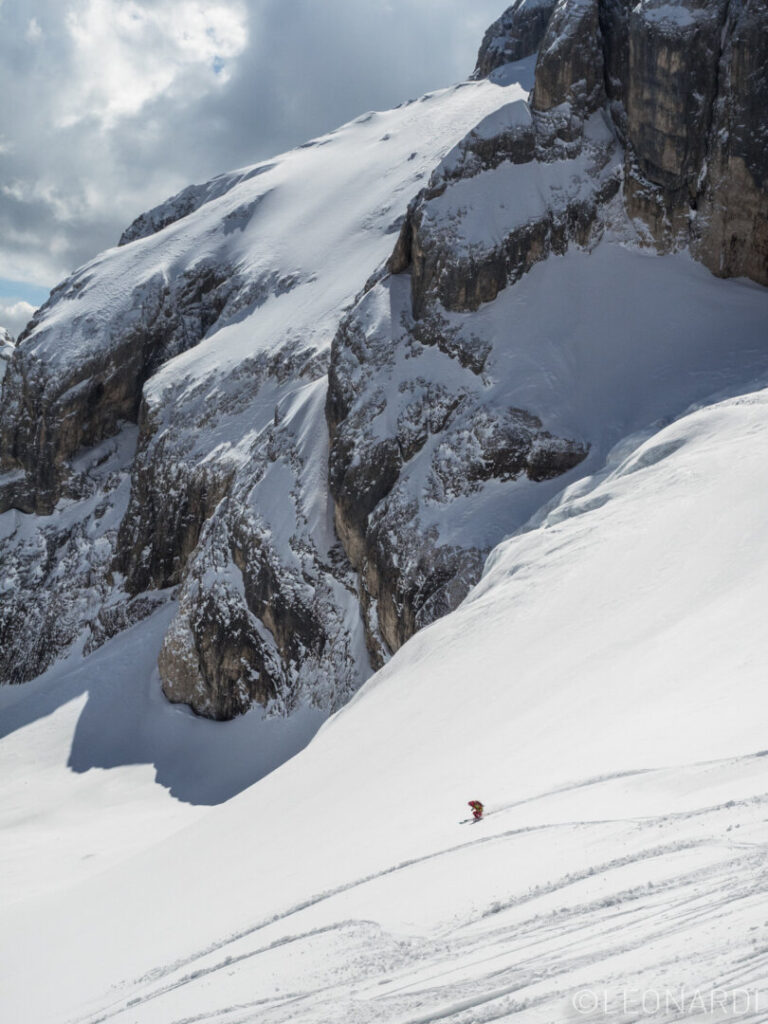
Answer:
0 278 50 305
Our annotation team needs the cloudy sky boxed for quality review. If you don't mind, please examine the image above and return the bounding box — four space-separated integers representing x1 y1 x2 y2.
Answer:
0 0 505 335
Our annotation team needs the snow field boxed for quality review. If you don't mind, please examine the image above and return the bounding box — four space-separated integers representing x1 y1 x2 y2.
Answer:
2 382 768 1022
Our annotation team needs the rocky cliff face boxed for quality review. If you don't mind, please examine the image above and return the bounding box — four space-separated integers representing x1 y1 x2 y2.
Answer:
693 0 768 283
597 0 768 285
0 237 294 517
390 0 767 327
326 0 767 661
0 78 538 716
0 0 765 720
560 0 765 282
326 277 588 663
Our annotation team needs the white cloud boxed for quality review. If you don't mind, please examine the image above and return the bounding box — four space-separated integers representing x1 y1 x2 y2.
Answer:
2 179 85 221
0 0 504 289
0 300 37 338
59 0 249 128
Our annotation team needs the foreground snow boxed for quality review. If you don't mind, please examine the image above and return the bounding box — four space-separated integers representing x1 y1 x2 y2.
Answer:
2 378 768 1023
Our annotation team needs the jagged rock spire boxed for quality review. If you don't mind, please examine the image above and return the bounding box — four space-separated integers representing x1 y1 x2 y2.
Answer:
472 0 557 79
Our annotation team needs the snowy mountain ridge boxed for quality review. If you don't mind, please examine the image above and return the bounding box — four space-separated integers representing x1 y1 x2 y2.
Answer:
2 0 766 726
0 76 527 707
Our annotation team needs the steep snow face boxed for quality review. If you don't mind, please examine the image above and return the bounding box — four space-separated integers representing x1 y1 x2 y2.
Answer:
328 242 768 662
0 75 528 715
14 79 528 378
3 382 768 1023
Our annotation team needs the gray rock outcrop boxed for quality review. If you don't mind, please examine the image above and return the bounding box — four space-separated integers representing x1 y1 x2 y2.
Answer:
0 254 298 517
326 287 588 660
473 0 558 78
393 0 768 325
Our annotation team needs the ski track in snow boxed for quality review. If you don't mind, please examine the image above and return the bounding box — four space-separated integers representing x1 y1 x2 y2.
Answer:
3 385 768 1024
64 761 768 1024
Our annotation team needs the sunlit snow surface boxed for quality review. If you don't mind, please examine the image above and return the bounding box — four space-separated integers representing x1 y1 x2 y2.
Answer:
3 377 768 1023
2 65 768 1023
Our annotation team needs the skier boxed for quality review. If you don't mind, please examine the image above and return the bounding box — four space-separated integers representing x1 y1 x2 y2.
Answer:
468 800 484 821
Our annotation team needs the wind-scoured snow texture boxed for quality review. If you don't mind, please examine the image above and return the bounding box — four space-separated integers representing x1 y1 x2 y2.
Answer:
328 244 768 661
0 78 526 715
4 382 768 1024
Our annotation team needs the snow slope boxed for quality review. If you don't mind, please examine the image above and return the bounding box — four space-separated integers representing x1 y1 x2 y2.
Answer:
20 77 528 375
2 29 768 1024
0 72 531 716
2 377 768 1023
332 242 768 560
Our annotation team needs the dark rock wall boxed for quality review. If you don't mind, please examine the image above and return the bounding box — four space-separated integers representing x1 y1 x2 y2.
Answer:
696 0 768 284
0 262 242 516
470 0 768 285
473 0 558 78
